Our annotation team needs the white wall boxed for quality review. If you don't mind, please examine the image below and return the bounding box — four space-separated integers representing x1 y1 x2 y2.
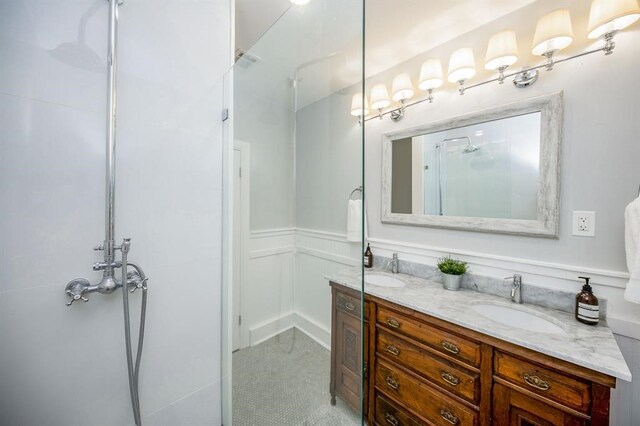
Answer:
291 2 640 424
233 84 295 231
0 1 231 425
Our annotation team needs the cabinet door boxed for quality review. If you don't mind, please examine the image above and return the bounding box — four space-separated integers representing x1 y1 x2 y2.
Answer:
492 383 587 426
335 309 362 411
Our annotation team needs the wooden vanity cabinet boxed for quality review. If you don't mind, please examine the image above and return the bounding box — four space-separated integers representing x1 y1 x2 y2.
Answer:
329 282 617 426
330 283 369 414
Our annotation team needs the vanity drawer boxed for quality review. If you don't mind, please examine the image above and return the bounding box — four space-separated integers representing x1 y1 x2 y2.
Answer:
494 351 591 413
377 307 481 367
376 360 478 426
336 291 361 318
375 394 424 426
377 330 479 404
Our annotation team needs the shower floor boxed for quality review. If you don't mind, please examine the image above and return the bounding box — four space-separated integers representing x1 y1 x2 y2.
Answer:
232 328 362 425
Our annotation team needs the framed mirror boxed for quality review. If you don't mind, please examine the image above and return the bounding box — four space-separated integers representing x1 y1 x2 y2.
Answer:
381 92 562 237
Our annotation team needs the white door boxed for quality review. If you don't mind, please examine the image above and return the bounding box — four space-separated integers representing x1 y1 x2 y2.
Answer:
232 148 242 351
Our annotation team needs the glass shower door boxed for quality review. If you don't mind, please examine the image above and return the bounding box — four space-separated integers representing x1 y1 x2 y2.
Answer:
224 0 365 424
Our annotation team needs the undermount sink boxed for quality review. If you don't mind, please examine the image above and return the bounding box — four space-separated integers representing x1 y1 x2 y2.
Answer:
471 303 566 335
362 274 406 288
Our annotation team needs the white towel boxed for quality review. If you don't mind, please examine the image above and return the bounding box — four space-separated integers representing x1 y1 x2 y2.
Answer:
624 196 640 303
346 199 368 242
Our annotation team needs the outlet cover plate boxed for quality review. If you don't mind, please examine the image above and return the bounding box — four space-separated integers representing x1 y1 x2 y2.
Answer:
572 211 596 237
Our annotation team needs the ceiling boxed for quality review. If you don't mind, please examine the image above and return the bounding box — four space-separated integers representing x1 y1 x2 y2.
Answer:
235 0 291 55
234 0 564 110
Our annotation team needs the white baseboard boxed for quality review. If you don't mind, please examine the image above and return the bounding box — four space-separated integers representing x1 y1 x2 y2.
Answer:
247 311 331 350
294 312 331 350
249 313 294 347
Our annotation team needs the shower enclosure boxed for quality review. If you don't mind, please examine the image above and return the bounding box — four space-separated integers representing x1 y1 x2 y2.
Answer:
223 0 366 424
1 1 231 424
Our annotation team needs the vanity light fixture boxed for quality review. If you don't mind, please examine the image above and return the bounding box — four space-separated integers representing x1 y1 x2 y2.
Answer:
485 30 518 83
389 73 414 121
588 0 640 54
353 4 639 124
447 48 476 95
370 84 390 119
418 59 444 103
350 93 369 126
532 9 574 70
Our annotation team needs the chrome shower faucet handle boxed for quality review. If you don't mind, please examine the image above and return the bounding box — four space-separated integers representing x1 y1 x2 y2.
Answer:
64 278 91 306
127 270 148 293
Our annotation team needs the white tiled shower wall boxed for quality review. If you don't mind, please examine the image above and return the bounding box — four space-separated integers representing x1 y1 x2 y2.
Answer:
0 1 231 425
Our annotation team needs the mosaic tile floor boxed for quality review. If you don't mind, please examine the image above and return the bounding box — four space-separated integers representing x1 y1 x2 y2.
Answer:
232 328 362 425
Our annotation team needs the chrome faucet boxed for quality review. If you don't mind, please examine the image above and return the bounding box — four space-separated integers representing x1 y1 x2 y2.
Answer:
385 253 399 274
505 274 522 303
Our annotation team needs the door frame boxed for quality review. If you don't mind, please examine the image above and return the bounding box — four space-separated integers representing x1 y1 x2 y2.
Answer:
233 140 251 350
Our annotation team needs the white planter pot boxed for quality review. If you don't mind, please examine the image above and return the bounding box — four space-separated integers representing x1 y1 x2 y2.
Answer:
442 273 463 291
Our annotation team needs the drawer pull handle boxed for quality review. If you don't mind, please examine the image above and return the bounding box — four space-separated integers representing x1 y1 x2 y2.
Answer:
441 371 460 386
344 302 355 311
363 361 368 377
385 413 399 426
523 373 550 391
386 344 400 356
440 409 460 425
386 318 400 328
441 340 460 354
385 376 399 390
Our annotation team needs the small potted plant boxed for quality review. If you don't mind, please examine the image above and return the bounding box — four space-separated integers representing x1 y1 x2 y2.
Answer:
437 256 468 291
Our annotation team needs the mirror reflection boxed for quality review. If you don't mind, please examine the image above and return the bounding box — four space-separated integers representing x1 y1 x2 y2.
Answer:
391 112 541 220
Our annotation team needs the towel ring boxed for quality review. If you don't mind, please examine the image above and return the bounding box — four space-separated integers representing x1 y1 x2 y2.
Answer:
349 186 363 200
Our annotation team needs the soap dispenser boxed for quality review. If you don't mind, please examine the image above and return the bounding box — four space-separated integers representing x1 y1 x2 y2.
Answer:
575 276 599 326
364 243 373 269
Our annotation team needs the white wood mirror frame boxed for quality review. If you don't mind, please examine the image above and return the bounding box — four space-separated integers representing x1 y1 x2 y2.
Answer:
381 92 563 238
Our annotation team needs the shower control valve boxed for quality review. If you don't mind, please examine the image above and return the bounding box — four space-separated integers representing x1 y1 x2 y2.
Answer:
93 260 123 271
93 243 104 251
127 270 148 293
64 278 91 306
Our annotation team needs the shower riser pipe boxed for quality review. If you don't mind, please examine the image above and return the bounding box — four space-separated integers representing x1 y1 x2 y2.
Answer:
103 0 118 277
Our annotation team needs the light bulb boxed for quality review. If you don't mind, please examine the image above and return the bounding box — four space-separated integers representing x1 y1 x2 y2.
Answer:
418 59 444 91
392 74 414 102
532 9 574 56
370 84 390 110
588 0 640 39
350 93 369 117
448 48 476 83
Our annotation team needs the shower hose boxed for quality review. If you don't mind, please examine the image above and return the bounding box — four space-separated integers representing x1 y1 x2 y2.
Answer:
121 245 148 426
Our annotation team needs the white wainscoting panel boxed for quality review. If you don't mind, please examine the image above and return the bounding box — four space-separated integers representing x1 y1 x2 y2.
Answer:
611 334 640 426
294 228 362 348
243 229 296 348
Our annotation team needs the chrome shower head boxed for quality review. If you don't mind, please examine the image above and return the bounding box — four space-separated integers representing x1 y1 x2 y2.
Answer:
462 143 480 153
441 136 480 154
48 41 103 72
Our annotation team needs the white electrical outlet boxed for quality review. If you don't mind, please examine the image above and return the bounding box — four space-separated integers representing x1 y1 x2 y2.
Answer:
572 211 596 237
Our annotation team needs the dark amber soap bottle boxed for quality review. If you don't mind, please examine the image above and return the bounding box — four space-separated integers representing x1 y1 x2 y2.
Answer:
575 276 599 326
364 243 373 269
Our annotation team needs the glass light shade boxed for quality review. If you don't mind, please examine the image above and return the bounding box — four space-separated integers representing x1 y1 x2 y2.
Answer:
290 0 310 4
588 0 640 38
485 30 519 70
370 84 390 110
391 73 414 102
447 48 476 83
350 93 369 117
532 9 574 56
418 59 444 90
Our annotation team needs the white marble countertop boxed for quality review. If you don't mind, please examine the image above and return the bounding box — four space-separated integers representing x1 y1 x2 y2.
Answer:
326 268 631 381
